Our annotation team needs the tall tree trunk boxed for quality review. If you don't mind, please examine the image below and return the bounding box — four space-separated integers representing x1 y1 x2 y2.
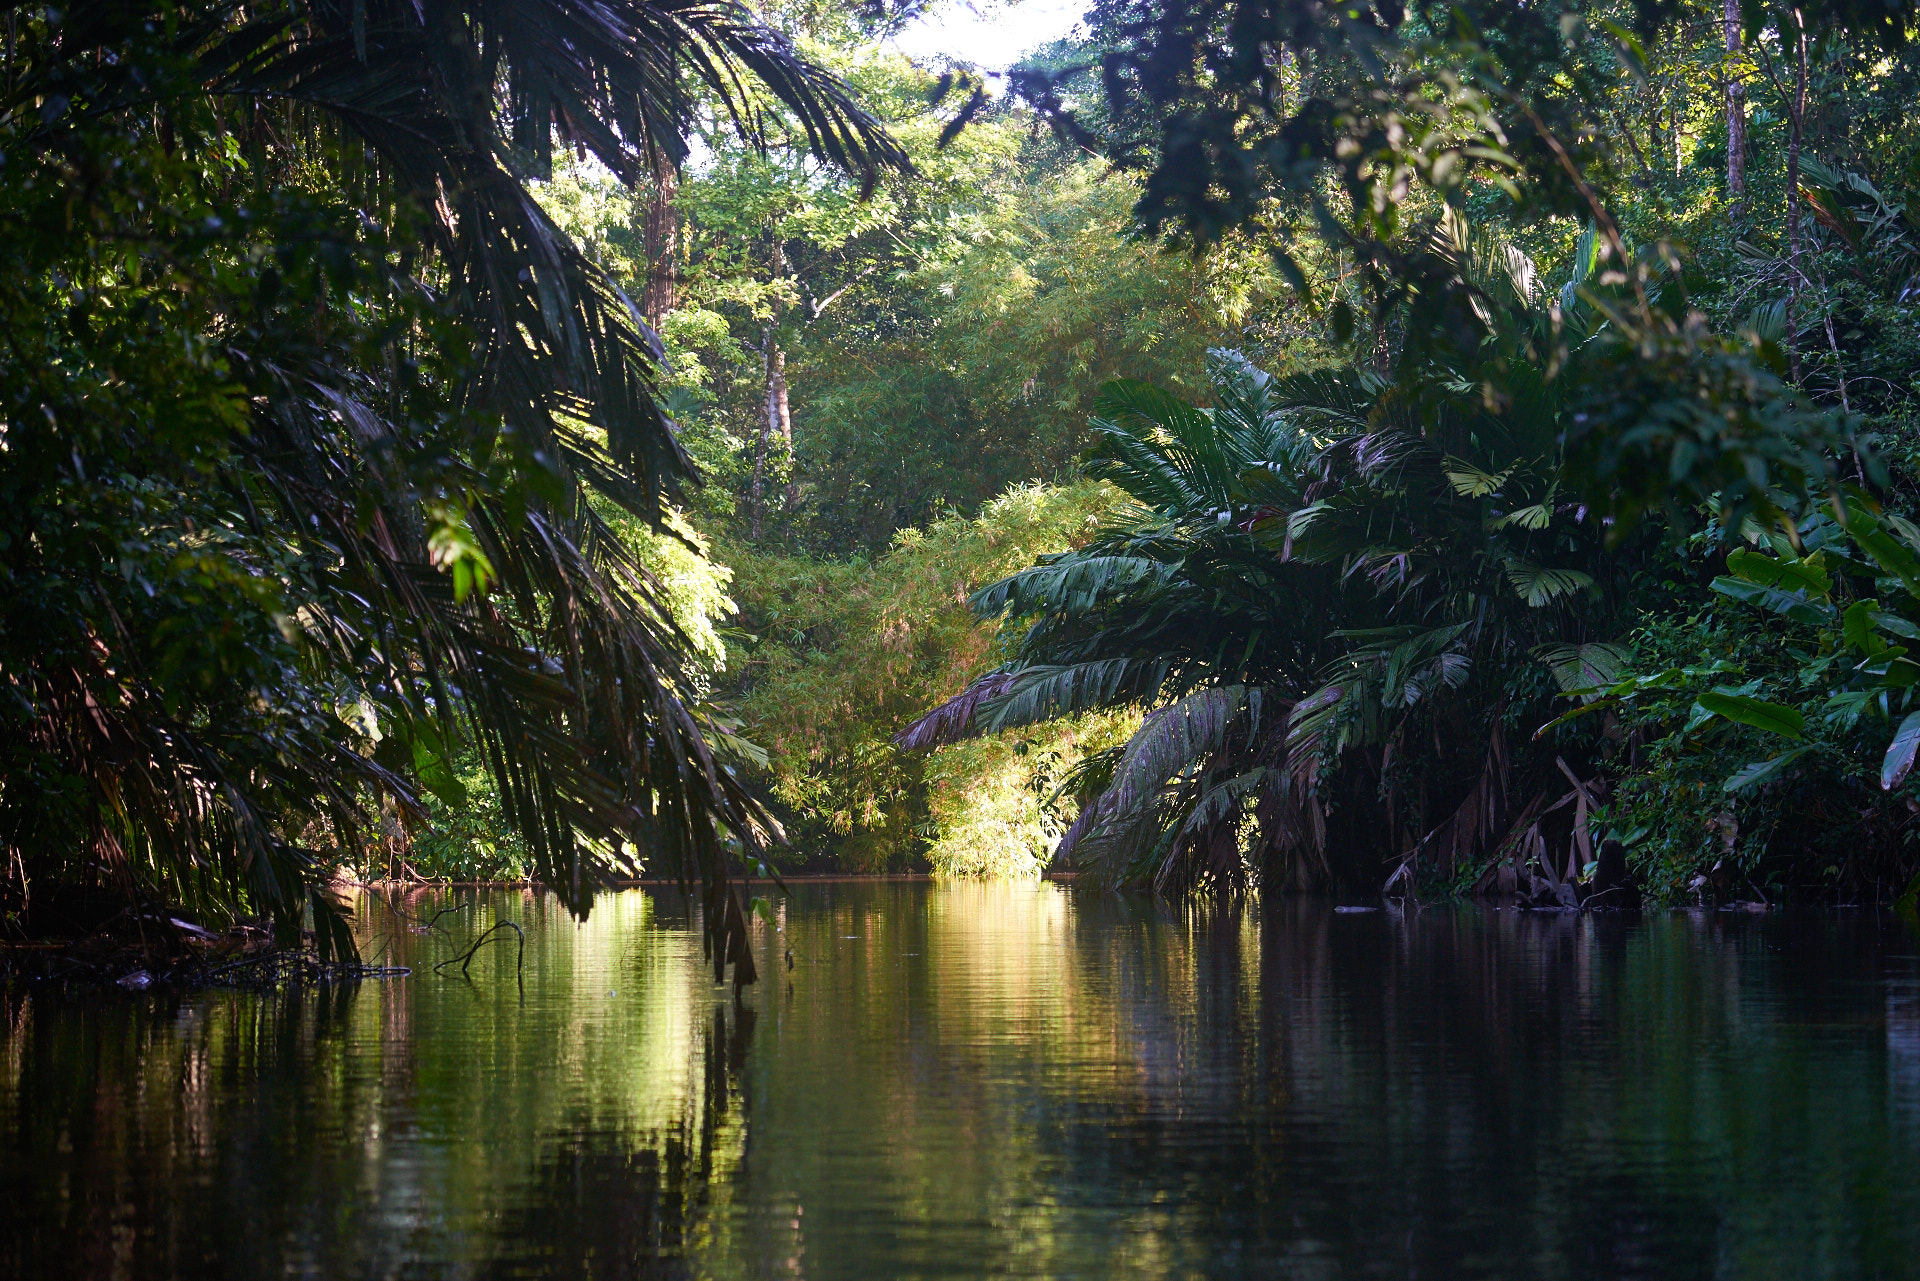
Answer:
764 343 794 507
748 237 793 540
640 168 678 330
749 326 771 541
747 324 795 539
768 340 796 509
1784 7 1807 385
764 240 796 511
1725 0 1746 208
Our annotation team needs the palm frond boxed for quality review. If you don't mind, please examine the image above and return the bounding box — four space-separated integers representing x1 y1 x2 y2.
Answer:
1502 559 1597 607
1101 685 1250 817
970 554 1178 620
891 672 1020 752
1535 642 1631 698
979 659 1164 735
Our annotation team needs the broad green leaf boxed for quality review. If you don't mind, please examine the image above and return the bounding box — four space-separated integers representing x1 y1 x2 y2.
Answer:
1851 516 1920 591
1858 652 1920 688
1882 710 1920 790
1724 745 1813 793
411 734 469 809
1872 610 1920 640
1725 548 1830 597
1843 601 1886 656
1694 690 1805 739
1710 576 1834 628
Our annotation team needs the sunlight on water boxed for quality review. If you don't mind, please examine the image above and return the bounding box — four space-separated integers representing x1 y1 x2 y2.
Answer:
5 884 1920 1279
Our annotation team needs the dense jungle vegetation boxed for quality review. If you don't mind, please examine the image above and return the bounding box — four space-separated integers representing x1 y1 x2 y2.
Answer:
9 0 1920 975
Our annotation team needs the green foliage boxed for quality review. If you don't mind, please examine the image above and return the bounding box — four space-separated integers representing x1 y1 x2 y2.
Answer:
0 0 902 981
407 768 536 883
922 710 1141 879
785 162 1279 548
723 482 1125 869
539 40 1281 552
1577 503 1920 902
901 292 1638 892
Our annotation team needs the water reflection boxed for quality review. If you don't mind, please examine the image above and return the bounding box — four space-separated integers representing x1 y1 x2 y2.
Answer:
0 890 751 1280
2 886 1918 1279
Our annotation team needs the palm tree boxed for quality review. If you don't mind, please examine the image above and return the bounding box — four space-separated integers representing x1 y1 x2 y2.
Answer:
898 219 1636 897
0 0 905 980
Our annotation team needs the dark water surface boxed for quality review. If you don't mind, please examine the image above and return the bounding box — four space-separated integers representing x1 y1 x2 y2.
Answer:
5 884 1920 1280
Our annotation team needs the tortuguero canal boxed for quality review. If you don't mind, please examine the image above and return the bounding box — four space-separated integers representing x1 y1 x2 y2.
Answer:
5 883 1920 1279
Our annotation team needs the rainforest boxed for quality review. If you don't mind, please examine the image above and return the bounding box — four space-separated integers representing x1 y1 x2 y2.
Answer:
6 0 1920 1276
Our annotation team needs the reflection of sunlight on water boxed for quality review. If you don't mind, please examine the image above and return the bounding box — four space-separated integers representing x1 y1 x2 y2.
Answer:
6 887 1920 1279
0 886 758 1280
925 880 1078 1037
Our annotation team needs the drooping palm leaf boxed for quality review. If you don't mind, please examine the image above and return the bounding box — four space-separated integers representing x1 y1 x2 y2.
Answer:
1 0 902 979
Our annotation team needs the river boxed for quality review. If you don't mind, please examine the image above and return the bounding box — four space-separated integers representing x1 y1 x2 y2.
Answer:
4 882 1919 1278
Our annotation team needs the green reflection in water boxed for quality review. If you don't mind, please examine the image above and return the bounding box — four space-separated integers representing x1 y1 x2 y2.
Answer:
4 884 1919 1279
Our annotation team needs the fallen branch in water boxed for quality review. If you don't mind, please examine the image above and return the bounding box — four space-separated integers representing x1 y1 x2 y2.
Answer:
433 920 525 978
420 902 472 933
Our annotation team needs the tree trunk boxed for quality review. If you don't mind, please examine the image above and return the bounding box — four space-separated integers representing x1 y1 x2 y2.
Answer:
748 325 794 538
768 341 796 510
749 325 772 540
640 167 678 330
1784 7 1806 385
1724 0 1746 207
765 240 796 512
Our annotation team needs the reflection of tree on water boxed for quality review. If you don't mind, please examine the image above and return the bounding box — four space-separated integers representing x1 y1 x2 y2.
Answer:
480 1006 756 1280
11 888 1920 1279
1028 901 1920 1278
0 891 759 1280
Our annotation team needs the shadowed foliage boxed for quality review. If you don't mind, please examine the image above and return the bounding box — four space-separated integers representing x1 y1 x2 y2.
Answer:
0 0 904 979
898 221 1715 894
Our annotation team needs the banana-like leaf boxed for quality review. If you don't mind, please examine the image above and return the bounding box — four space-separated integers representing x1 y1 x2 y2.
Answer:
1847 501 1920 592
1725 548 1832 597
1882 710 1920 790
1710 576 1835 628
1724 745 1813 794
1694 691 1805 739
1874 609 1920 640
1842 601 1888 656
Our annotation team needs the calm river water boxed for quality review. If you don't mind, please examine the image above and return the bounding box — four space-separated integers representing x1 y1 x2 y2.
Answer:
4 883 1920 1279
